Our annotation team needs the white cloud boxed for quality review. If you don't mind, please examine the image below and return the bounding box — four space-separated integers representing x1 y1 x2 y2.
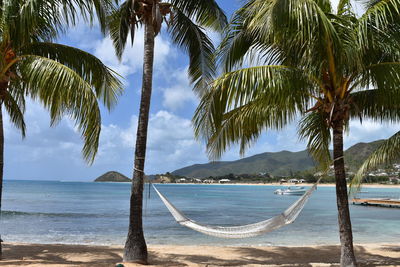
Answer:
345 119 400 147
93 29 174 79
96 110 206 174
160 68 197 111
3 102 209 179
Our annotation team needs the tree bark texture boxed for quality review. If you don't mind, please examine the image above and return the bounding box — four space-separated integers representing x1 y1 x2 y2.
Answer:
332 119 357 267
123 22 155 264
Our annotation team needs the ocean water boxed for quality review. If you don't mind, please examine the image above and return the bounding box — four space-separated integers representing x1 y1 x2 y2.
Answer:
1 180 400 246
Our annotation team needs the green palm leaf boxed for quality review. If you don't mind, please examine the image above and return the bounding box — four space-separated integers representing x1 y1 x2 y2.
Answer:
352 131 400 191
3 88 26 137
169 8 216 94
193 65 314 158
298 112 331 170
21 42 123 109
171 0 227 31
17 55 106 162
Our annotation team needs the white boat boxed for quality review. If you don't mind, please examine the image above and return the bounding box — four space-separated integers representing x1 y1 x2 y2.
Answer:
274 186 307 195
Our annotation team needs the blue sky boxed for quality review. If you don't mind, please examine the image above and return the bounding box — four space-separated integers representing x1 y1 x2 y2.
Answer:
5 0 400 181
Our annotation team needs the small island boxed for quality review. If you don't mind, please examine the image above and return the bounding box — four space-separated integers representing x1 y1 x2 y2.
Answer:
94 171 131 182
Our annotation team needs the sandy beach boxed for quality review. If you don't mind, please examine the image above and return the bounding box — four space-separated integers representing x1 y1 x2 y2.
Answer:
1 242 400 266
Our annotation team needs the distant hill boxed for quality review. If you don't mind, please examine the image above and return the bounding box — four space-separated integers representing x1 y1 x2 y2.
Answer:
343 140 384 171
172 140 385 178
94 171 131 182
173 150 316 177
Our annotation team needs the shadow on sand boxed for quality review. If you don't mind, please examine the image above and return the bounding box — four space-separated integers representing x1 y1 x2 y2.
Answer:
1 243 400 266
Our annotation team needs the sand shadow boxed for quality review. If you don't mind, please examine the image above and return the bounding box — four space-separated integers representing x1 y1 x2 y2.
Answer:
1 243 122 266
1 243 400 266
146 245 400 267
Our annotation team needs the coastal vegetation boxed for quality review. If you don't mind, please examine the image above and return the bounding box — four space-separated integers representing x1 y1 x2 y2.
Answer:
172 140 387 178
108 0 227 263
154 168 398 185
193 0 400 266
0 0 122 259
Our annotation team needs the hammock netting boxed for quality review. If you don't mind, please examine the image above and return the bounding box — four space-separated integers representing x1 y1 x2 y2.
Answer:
152 181 318 239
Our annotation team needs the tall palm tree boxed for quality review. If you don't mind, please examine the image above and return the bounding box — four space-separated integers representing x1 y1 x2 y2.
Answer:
0 0 122 259
193 0 400 266
108 0 226 263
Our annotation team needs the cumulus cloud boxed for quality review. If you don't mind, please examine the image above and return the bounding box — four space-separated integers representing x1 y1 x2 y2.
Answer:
3 103 208 180
160 68 197 111
345 119 400 146
96 110 207 174
93 29 173 79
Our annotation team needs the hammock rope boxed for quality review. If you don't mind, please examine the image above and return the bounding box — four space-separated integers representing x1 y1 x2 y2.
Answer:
152 180 319 239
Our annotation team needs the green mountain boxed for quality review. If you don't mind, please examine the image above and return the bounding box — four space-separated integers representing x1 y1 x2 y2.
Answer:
172 140 385 178
343 140 384 171
94 171 131 182
173 150 316 177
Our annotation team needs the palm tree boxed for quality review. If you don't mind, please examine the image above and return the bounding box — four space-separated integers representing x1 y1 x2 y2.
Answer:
0 0 122 259
193 0 400 266
108 0 226 263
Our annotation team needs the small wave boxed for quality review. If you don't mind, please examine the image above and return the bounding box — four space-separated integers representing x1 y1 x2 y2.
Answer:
1 210 126 218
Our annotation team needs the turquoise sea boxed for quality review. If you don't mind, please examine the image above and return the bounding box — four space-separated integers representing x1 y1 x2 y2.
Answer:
1 180 400 246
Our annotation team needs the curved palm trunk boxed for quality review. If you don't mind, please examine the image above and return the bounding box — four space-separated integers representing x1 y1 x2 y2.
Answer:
332 120 357 267
123 22 155 264
0 104 3 259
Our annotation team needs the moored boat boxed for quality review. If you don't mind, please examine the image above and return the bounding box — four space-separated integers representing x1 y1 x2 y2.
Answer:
274 186 307 195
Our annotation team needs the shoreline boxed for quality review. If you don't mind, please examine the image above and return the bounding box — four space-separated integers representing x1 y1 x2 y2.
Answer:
2 242 399 266
155 182 400 189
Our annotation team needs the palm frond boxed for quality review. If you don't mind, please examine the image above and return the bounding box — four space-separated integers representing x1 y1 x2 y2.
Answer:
337 0 354 16
21 42 123 110
248 0 338 50
193 65 313 159
89 0 116 33
298 112 331 170
349 88 400 124
2 87 26 137
351 131 400 191
361 62 400 91
17 55 104 163
171 0 227 31
357 0 400 51
216 7 270 72
108 1 133 60
169 8 216 94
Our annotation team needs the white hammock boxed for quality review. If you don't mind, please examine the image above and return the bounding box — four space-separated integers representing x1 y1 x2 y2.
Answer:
152 181 318 239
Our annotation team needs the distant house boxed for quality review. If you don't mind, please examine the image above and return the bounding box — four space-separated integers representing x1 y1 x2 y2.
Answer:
178 178 187 183
279 179 287 184
299 179 306 183
219 179 231 184
288 179 299 184
203 179 215 184
194 178 202 183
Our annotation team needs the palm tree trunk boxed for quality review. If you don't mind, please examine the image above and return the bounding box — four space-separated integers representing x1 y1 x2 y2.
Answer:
0 104 4 260
332 119 357 267
123 22 155 264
